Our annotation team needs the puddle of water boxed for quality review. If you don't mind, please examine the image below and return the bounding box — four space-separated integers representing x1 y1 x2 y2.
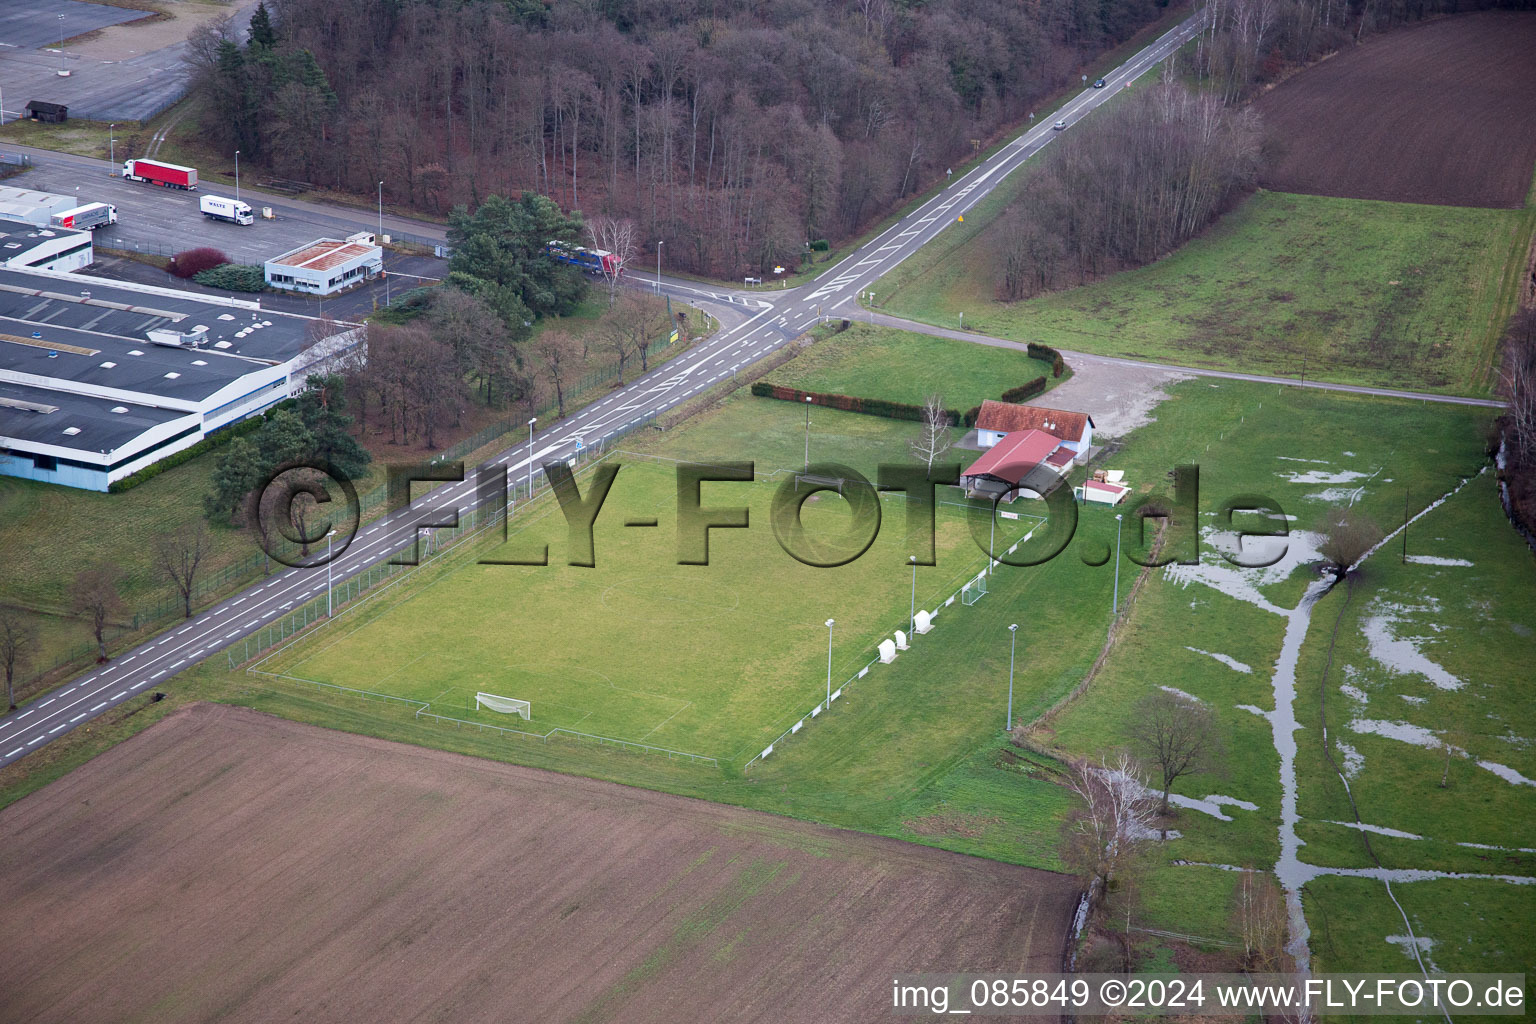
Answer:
1172 793 1260 821
1350 717 1440 748
1280 469 1371 484
1327 819 1424 840
1476 760 1536 787
1386 935 1440 972
1361 606 1462 691
1404 555 1474 567
1236 703 1269 718
1341 683 1369 704
1186 647 1253 673
1159 685 1206 704
1399 694 1426 705
1307 486 1365 503
1278 456 1332 464
1336 740 1364 779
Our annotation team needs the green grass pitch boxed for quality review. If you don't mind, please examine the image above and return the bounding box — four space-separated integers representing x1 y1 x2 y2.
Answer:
264 456 1041 762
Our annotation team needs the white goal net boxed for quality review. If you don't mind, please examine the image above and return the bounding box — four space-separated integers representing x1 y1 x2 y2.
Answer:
961 572 988 606
475 692 531 720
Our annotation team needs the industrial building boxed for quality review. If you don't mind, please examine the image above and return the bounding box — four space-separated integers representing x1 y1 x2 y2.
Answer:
0 185 87 229
0 218 93 272
264 233 382 296
0 266 363 491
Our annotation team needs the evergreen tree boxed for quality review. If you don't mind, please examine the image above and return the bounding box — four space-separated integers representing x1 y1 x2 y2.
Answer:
446 192 587 334
295 374 371 480
255 408 316 469
248 1 277 50
204 436 264 523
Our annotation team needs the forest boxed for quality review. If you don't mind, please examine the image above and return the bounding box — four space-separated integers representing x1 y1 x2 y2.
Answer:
187 0 1172 277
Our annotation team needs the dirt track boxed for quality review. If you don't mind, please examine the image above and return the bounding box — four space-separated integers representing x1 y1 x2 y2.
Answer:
1254 11 1536 208
0 704 1076 1023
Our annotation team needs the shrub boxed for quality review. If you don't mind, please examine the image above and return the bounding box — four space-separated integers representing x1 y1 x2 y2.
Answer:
809 239 830 251
170 247 230 279
193 263 266 292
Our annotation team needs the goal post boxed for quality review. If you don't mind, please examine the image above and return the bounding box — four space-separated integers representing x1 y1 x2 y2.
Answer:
961 572 988 606
474 692 531 720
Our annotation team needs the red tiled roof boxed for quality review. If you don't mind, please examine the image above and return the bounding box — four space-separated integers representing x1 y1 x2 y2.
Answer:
962 429 1061 485
1045 447 1075 468
1081 480 1130 501
976 400 1093 442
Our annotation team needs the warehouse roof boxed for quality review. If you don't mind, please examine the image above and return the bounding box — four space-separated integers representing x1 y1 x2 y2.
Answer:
0 266 321 363
0 219 87 265
0 379 190 453
268 239 378 273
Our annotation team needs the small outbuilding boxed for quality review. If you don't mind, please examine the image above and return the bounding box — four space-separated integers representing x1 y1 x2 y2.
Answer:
25 101 68 124
960 428 1071 502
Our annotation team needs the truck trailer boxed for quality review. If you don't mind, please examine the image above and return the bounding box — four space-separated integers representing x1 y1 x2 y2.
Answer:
546 239 621 276
49 202 118 231
200 195 254 226
122 158 198 190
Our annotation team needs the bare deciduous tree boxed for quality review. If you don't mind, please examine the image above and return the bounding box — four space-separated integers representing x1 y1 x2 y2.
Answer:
586 215 637 309
1131 688 1222 817
1060 753 1157 920
0 607 36 710
1318 506 1383 582
71 564 126 663
155 521 211 619
1231 867 1290 972
534 329 579 420
909 394 954 478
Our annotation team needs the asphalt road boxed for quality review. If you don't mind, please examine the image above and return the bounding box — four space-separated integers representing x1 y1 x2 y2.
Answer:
0 12 1239 768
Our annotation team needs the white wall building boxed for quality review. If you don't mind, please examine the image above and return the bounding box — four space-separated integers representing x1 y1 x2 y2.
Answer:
0 218 93 272
264 233 382 296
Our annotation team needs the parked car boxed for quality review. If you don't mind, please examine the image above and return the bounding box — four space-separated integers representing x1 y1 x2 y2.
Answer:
1052 119 1067 131
1093 78 1106 88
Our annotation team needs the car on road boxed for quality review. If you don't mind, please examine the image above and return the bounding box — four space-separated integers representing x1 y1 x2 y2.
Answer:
1052 119 1067 131
1094 78 1106 88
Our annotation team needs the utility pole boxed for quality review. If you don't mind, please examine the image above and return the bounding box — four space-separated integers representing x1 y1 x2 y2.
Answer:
656 240 663 293
825 619 835 708
527 418 537 500
1113 513 1124 616
909 555 918 639
234 150 240 203
803 396 813 472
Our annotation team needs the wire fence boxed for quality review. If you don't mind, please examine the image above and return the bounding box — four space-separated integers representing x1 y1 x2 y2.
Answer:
743 516 1045 771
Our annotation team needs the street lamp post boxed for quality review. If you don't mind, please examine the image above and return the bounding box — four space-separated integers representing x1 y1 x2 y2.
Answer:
1006 623 1019 731
1113 513 1124 616
527 418 537 499
234 150 240 203
909 555 918 639
58 15 67 76
326 530 338 616
803 396 812 472
825 618 835 708
989 499 998 575
377 181 384 241
109 124 115 171
656 240 663 293
378 182 389 306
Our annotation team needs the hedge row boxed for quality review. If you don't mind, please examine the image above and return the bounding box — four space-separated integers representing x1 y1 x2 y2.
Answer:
749 383 961 425
999 376 1048 404
1028 342 1066 378
107 402 289 493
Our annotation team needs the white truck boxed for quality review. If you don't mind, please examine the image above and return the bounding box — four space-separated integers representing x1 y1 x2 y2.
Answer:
49 202 118 231
200 194 254 226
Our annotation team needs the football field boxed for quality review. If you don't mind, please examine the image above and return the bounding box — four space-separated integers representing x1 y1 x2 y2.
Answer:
261 455 1040 762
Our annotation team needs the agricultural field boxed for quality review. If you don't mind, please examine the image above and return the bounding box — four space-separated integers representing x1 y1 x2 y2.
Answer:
1254 11 1536 209
874 188 1532 395
764 322 1061 410
0 703 1077 1024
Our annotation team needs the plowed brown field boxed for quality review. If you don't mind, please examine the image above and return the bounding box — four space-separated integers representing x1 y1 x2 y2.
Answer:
1254 11 1536 208
0 705 1076 1024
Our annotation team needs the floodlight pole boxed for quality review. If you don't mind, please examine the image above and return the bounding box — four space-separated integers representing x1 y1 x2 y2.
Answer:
527 418 537 499
1006 623 1018 731
326 530 336 616
909 555 918 639
109 124 114 171
825 618 835 708
1113 513 1124 616
989 500 997 575
58 15 66 75
804 396 812 472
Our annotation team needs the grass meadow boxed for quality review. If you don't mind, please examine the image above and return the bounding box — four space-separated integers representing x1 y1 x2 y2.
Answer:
872 187 1534 396
763 322 1061 410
